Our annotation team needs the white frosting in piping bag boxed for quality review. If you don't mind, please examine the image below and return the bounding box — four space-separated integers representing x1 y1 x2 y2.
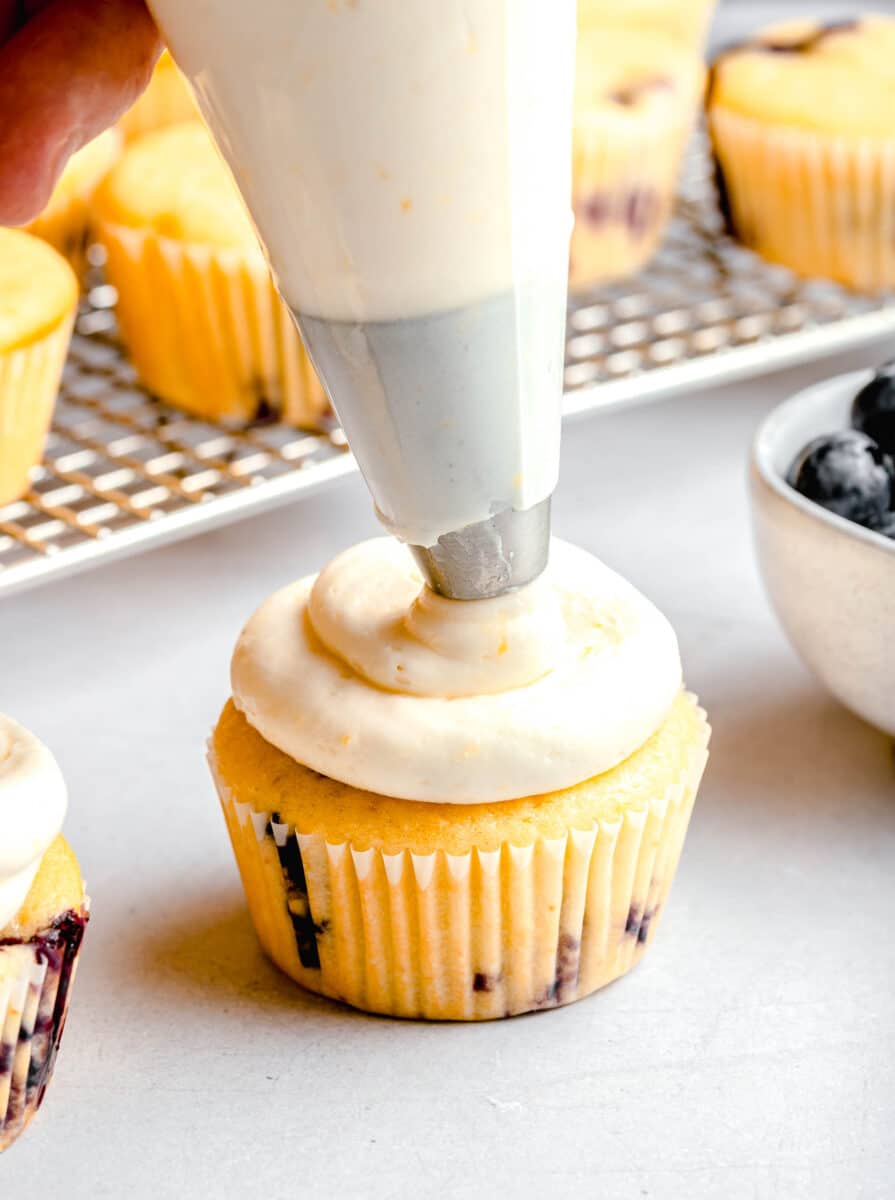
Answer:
0 715 68 929
232 539 682 804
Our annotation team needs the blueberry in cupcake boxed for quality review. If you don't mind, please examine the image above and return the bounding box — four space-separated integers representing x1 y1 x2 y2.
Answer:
0 715 89 1152
210 538 710 1021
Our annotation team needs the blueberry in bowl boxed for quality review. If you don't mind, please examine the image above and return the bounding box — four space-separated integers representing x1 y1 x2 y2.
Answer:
851 359 895 458
787 430 893 531
751 367 895 737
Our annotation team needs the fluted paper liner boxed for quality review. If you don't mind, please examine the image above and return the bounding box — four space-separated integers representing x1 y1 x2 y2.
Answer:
99 221 329 429
0 317 75 507
211 706 709 1020
0 909 88 1151
571 72 703 287
709 108 895 291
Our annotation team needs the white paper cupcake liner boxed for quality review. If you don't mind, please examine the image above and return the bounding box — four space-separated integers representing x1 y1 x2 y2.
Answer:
99 221 330 428
709 107 895 291
0 909 88 1152
0 316 75 506
211 705 710 1020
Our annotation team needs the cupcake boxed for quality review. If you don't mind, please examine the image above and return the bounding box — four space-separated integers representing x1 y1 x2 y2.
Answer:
0 230 78 507
117 49 198 142
571 29 705 287
0 715 89 1151
578 0 717 51
94 122 329 428
22 129 121 277
210 538 710 1020
708 14 895 291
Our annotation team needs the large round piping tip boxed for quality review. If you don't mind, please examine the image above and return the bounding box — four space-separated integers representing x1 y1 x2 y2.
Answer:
410 498 551 600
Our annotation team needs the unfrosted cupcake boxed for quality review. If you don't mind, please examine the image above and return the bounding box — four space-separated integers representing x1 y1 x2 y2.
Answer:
708 14 895 291
210 538 710 1021
571 29 705 286
117 49 198 142
94 122 329 428
22 129 121 277
0 715 89 1151
0 230 78 506
578 0 717 51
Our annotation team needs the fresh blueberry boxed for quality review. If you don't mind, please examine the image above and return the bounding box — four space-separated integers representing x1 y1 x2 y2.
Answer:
787 430 894 529
851 361 895 457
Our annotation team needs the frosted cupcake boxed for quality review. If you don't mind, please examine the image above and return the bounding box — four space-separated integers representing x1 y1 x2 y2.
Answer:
117 49 198 142
708 15 895 291
578 0 717 50
0 715 89 1151
22 129 121 277
0 230 78 506
571 29 705 287
210 539 710 1021
94 122 329 428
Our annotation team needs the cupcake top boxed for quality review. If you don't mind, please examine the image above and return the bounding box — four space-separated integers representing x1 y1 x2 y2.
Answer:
118 48 198 142
94 121 260 252
231 538 682 804
709 13 895 136
575 28 705 132
1 836 84 942
0 714 68 931
0 230 78 353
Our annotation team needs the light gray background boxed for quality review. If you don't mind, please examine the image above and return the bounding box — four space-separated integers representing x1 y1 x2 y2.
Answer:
3 3 894 1197
3 343 894 1199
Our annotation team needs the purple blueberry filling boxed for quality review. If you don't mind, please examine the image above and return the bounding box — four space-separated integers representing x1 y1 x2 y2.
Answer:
0 909 88 1149
268 814 324 970
762 18 860 55
578 187 662 239
625 904 656 945
609 75 673 107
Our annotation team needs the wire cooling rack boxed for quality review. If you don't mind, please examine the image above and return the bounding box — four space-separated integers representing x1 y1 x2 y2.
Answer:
3 141 895 597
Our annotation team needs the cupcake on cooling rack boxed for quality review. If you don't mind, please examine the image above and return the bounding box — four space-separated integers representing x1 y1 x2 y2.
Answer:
578 0 717 50
0 230 78 507
93 121 329 428
209 538 710 1021
1 714 89 1152
117 49 198 142
571 28 705 287
22 129 121 277
708 14 895 291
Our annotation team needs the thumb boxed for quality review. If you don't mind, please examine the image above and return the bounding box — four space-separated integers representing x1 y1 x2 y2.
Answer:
0 0 161 225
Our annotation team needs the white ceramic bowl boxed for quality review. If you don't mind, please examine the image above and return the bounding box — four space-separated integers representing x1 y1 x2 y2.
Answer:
751 369 895 737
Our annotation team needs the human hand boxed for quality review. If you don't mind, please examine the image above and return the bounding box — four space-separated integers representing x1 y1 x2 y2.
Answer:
0 0 160 224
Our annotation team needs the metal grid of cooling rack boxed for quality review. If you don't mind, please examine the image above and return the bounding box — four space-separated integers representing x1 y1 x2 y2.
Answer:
3 140 895 598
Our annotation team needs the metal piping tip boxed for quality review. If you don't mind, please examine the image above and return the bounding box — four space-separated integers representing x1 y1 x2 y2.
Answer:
410 498 551 601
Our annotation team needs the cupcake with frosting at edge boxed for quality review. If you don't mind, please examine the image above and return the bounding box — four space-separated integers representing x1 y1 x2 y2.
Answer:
21 129 121 278
0 715 89 1151
210 538 710 1021
708 14 895 291
571 28 705 288
0 230 78 507
94 122 329 429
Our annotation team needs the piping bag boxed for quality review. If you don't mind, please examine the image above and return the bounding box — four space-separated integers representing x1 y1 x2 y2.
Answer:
147 1 577 599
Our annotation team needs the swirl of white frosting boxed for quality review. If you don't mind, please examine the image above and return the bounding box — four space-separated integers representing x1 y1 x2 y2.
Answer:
232 538 682 804
0 714 68 929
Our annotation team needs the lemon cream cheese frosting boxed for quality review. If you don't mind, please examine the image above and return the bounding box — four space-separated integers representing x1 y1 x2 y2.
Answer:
0 714 68 930
231 539 682 804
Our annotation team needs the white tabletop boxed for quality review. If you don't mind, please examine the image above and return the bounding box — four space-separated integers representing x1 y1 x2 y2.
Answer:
3 336 894 1198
